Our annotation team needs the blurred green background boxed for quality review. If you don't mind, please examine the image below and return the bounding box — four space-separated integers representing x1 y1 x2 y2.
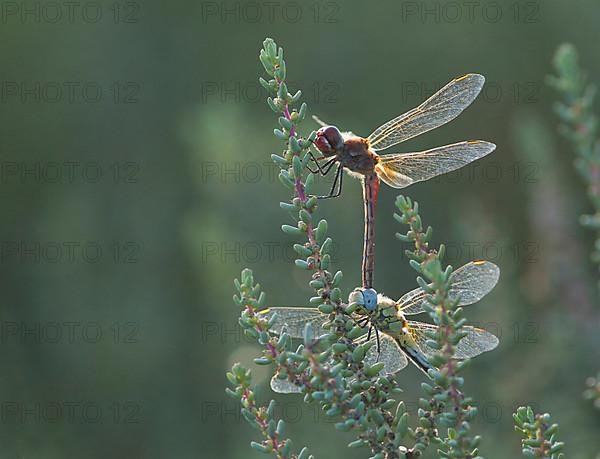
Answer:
1 0 599 457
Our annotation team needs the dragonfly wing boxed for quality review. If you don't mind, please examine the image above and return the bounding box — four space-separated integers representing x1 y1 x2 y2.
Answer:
311 116 356 137
374 140 495 189
407 321 499 359
269 332 409 393
449 260 500 306
398 261 500 315
363 333 409 375
367 74 486 151
271 375 304 394
397 288 429 316
257 307 329 339
312 114 330 127
454 326 499 358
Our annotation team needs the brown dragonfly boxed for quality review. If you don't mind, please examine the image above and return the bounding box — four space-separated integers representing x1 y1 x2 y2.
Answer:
308 74 496 289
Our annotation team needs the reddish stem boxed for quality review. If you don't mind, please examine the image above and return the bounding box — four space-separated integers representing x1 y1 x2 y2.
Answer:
274 75 325 265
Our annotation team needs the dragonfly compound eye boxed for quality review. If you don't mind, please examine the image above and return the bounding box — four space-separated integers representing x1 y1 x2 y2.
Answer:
315 126 343 155
361 288 378 311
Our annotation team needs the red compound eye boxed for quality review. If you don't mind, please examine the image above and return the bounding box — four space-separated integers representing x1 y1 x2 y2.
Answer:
314 126 343 155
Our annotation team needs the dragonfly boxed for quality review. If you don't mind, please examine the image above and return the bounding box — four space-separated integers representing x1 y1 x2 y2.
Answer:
307 74 496 289
260 260 500 394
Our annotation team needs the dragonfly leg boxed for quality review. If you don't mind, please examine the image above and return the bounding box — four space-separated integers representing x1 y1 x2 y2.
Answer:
306 162 319 174
307 152 336 175
306 151 321 174
321 157 338 175
316 163 343 199
366 326 382 356
355 317 370 329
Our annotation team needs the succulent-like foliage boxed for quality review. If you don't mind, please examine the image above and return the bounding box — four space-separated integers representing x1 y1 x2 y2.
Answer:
395 196 481 458
225 37 572 459
227 37 491 459
227 38 411 459
513 406 565 459
226 271 313 459
549 42 600 429
226 362 311 458
547 43 600 281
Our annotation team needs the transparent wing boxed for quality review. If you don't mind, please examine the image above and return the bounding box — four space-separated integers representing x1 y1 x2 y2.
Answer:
257 307 328 338
269 332 409 393
399 260 500 315
362 333 409 375
312 116 357 138
260 307 326 394
367 73 486 151
271 375 303 394
407 321 499 359
312 115 329 127
374 140 495 189
448 260 501 305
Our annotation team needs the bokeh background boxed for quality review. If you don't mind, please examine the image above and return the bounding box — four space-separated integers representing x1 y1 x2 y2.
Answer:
1 0 599 457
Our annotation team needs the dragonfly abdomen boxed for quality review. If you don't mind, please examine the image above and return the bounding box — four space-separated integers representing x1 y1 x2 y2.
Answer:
395 337 434 375
362 174 379 289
